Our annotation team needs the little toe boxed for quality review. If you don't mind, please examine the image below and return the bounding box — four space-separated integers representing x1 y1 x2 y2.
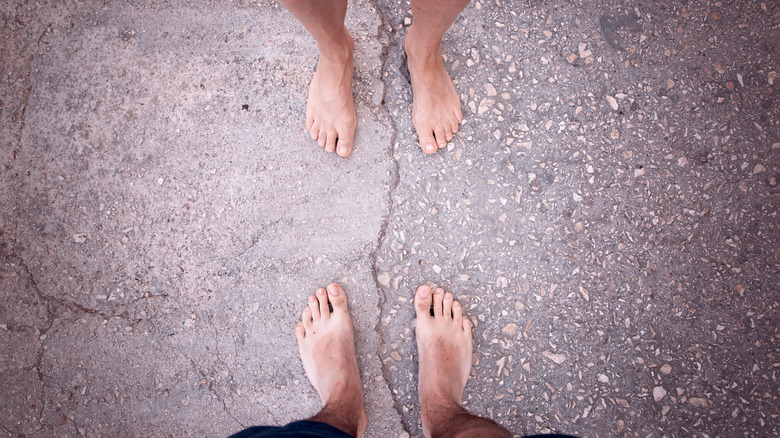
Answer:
326 283 348 312
295 321 305 341
462 317 473 333
414 285 433 316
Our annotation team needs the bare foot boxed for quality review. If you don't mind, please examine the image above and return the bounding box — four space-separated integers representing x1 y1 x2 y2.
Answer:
414 285 473 437
295 283 367 435
404 28 464 155
305 27 357 157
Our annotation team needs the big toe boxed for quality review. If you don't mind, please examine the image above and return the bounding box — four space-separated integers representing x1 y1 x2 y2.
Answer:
336 137 354 157
326 283 349 312
415 285 433 316
418 135 438 155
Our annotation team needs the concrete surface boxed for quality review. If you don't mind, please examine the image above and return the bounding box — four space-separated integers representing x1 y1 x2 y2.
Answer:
1 0 778 437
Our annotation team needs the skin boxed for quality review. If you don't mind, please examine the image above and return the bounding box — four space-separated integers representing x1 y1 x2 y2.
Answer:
295 283 367 437
279 0 470 156
279 0 357 157
414 285 511 438
294 283 510 438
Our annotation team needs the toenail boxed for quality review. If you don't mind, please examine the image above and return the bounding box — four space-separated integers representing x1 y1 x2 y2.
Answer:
338 146 347 155
435 289 443 295
419 288 429 298
330 287 340 296
453 301 460 307
309 296 316 302
317 289 324 295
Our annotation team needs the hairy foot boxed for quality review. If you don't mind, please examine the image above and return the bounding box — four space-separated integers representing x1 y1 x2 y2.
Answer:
305 27 357 157
404 28 463 155
414 285 473 436
295 283 366 431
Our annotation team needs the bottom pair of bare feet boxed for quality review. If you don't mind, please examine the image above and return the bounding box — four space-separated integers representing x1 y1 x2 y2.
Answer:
295 283 510 438
304 26 463 157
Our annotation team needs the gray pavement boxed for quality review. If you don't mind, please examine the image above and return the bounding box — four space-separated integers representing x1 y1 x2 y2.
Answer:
1 0 778 437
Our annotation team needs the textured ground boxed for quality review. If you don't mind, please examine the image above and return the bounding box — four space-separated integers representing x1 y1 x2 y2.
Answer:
1 0 778 437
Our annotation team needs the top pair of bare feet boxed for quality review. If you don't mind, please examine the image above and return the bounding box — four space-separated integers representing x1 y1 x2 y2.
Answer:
295 283 511 438
281 0 469 157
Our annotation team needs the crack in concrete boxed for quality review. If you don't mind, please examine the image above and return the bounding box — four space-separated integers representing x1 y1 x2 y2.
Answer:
364 0 407 434
209 320 246 429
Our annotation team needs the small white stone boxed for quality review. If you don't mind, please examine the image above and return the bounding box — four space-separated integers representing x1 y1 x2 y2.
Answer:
598 374 609 383
157 177 164 186
606 95 618 111
653 386 667 402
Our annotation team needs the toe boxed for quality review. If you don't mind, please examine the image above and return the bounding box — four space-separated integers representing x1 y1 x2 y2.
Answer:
324 128 337 153
452 300 463 324
310 121 321 141
462 317 473 334
295 321 305 341
308 295 321 320
433 288 444 317
302 307 313 331
444 125 454 142
434 126 447 149
336 136 354 157
418 134 438 154
326 283 348 312
316 126 327 147
305 113 314 133
414 285 433 316
454 105 463 123
443 292 453 319
316 288 330 319
450 119 460 135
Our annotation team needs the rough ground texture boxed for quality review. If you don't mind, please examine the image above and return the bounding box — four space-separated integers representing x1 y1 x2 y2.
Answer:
1 0 777 437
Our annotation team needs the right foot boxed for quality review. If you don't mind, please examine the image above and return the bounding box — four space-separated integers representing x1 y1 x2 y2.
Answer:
305 27 357 157
414 285 474 437
295 283 367 434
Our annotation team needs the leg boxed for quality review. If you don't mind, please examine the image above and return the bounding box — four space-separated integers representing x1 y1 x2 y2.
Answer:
405 0 470 154
295 283 367 437
414 285 511 438
279 0 357 157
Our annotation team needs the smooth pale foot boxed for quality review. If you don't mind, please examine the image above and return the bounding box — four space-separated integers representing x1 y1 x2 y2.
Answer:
305 27 357 157
414 285 473 437
404 28 463 155
295 283 367 437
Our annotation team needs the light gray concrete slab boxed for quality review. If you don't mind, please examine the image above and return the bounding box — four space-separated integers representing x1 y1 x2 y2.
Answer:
2 1 401 436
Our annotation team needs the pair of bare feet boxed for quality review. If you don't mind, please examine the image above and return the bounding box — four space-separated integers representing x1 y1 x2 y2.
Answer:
295 283 510 438
304 26 463 157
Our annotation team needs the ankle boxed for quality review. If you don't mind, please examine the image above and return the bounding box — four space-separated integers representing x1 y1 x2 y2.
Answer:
316 26 353 63
404 27 442 62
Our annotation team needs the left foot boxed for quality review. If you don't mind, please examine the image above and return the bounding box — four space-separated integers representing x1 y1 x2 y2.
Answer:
295 283 367 435
405 27 464 155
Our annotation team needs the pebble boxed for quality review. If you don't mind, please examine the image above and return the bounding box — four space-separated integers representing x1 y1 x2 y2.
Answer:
542 351 566 364
606 95 618 111
660 363 672 375
653 386 667 402
73 233 87 243
484 83 497 96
